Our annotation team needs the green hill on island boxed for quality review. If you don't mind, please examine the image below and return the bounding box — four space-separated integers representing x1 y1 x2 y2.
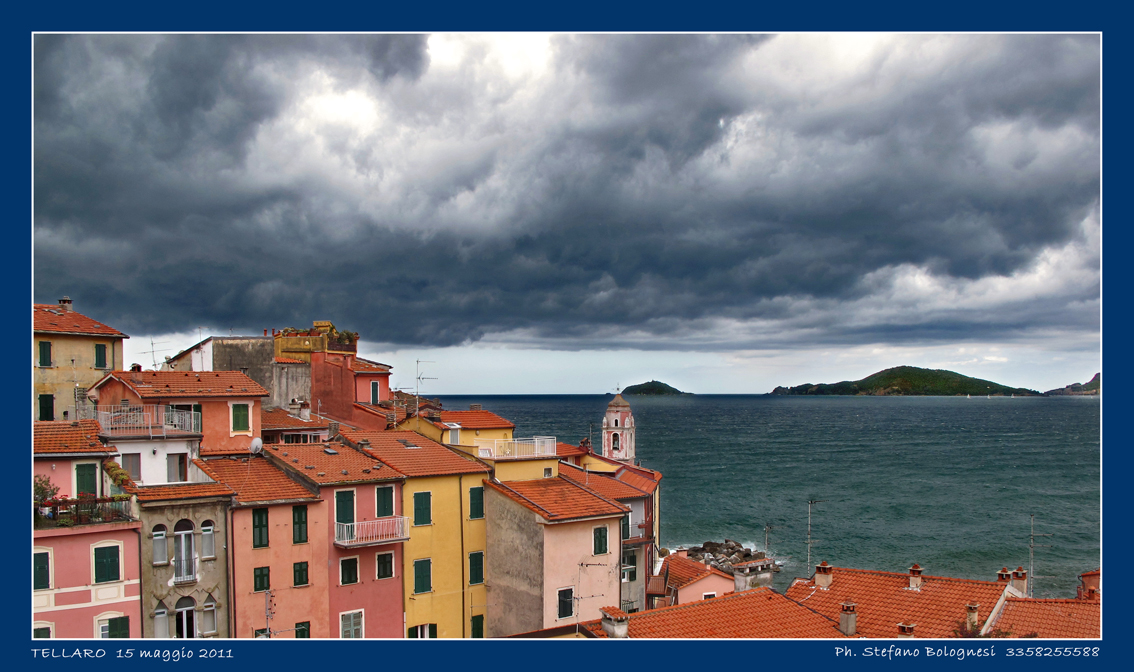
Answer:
622 380 687 395
770 366 1040 396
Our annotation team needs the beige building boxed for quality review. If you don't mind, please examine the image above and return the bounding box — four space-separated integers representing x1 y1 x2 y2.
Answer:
34 297 128 422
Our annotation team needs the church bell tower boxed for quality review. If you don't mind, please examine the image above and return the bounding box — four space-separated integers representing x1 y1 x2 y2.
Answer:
601 394 635 463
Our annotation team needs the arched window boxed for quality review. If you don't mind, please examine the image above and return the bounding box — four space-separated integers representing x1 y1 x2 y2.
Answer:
154 600 169 638
174 596 196 638
612 433 620 451
152 525 168 565
614 418 619 427
173 520 195 583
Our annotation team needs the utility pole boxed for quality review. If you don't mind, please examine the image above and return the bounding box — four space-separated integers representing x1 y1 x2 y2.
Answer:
806 500 826 569
262 589 274 638
1028 514 1053 598
764 523 777 556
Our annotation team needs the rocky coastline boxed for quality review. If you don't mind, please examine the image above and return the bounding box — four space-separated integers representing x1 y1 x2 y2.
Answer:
668 539 778 575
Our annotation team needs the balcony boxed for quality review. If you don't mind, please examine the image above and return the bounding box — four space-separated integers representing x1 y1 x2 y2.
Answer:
334 516 410 548
34 497 134 529
78 405 201 438
474 436 556 460
173 555 195 584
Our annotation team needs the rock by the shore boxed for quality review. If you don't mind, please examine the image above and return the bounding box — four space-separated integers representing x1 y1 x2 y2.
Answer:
678 539 769 575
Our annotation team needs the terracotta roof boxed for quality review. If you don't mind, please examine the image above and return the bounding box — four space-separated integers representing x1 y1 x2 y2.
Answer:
1080 568 1100 578
663 554 734 590
559 462 649 500
783 565 1010 638
991 598 1100 638
353 403 398 424
581 588 844 638
486 477 628 522
349 357 391 373
274 357 305 364
261 407 328 430
34 420 110 454
93 371 269 399
34 304 128 337
264 441 406 485
438 410 515 429
341 430 490 478
134 481 234 502
195 457 318 504
615 468 661 494
556 442 589 457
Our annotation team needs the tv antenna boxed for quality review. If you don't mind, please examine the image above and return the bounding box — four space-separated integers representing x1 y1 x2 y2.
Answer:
415 360 436 416
1027 513 1054 598
139 337 170 369
806 499 827 568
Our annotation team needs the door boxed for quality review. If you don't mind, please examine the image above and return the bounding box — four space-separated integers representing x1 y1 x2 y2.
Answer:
75 463 97 498
336 490 355 540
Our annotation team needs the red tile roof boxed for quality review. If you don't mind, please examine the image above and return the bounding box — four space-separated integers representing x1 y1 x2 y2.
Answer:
991 598 1100 638
34 304 128 337
581 587 845 638
556 442 589 457
615 468 661 494
349 357 391 373
261 407 328 430
34 420 110 454
195 457 319 504
134 482 234 502
263 441 406 485
662 554 734 590
486 477 628 522
341 430 490 478
783 565 1010 638
559 462 650 500
274 357 306 364
1080 568 1100 578
93 371 269 399
438 410 515 429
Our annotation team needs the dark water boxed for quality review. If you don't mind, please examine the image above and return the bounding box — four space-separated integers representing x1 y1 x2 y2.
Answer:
439 394 1100 598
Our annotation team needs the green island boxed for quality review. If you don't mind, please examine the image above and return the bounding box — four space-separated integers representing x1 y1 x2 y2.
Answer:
622 380 688 395
770 366 1041 396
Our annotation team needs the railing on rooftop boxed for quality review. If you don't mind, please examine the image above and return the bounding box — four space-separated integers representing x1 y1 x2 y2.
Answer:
78 405 201 438
335 516 410 547
34 497 134 529
474 436 557 460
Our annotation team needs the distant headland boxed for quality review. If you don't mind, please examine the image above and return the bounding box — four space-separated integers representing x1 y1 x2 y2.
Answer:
770 366 1043 396
621 380 689 395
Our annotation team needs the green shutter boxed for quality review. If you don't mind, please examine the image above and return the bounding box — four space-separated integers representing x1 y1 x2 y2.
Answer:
34 552 50 590
295 622 310 639
192 404 202 432
469 486 484 520
232 404 250 431
38 394 54 421
341 558 358 585
413 492 431 525
429 624 437 638
622 514 630 539
471 615 484 639
33 627 51 639
371 381 379 405
469 552 483 585
376 553 393 579
593 526 607 555
292 505 308 543
252 508 268 548
76 463 98 498
94 344 107 369
39 341 51 367
108 616 129 638
375 487 394 518
94 546 119 583
414 559 431 594
254 566 270 591
294 561 308 586
406 626 417 638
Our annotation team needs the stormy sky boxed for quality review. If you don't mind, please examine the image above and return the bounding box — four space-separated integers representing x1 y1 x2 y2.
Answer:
33 34 1101 394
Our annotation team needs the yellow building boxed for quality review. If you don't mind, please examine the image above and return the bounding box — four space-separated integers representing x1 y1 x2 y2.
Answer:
33 298 128 422
340 430 492 638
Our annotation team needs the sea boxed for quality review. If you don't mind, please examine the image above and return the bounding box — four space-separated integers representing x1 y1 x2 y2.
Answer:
437 394 1101 598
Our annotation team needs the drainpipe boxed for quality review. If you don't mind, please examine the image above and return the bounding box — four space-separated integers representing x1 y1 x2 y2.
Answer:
459 474 466 639
227 505 236 638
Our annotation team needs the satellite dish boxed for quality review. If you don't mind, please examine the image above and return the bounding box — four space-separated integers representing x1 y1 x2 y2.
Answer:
249 437 263 455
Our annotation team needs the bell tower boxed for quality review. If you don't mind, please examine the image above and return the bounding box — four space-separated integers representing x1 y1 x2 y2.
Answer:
601 394 635 463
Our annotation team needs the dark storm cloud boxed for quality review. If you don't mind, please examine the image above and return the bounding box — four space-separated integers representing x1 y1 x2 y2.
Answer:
33 34 1100 350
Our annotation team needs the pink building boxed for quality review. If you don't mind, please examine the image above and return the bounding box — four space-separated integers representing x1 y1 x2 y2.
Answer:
655 553 736 607
195 456 328 638
601 394 636 463
34 421 141 639
264 440 410 638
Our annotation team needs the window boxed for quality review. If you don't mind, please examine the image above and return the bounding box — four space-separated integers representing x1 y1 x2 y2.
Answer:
254 628 268 639
174 520 195 582
293 505 308 543
38 394 54 421
254 567 270 592
471 614 484 639
449 428 460 445
557 588 574 619
33 626 51 639
175 597 195 638
231 403 250 432
201 521 215 558
38 341 52 367
76 462 98 498
152 525 168 565
593 525 608 555
469 486 484 520
375 487 394 518
622 552 637 583
94 545 120 583
201 596 217 635
543 467 552 478
371 381 379 405
99 615 129 638
166 454 187 483
407 624 437 638
413 491 431 526
612 433 620 451
294 561 309 587
94 343 107 369
295 622 310 639
154 602 169 638
336 490 354 540
702 592 717 600
614 418 619 427
252 508 269 548
622 514 631 540
341 611 363 639
375 552 394 579
121 454 141 481
469 551 484 585
34 552 50 590
340 557 359 585
413 559 432 594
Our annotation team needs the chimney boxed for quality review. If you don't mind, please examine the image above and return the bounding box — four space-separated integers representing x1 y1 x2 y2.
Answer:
469 403 482 411
288 399 301 416
130 363 142 372
58 296 73 312
966 603 980 630
299 401 311 422
734 565 752 593
264 329 268 336
599 607 629 639
838 602 857 636
358 439 371 450
908 563 924 590
1011 567 1027 594
328 421 339 438
814 561 834 589
674 549 688 559
897 623 916 638
579 437 592 451
997 567 1012 582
